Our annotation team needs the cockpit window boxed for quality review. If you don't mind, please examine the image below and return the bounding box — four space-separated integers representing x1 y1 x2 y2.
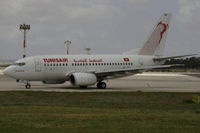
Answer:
14 62 26 66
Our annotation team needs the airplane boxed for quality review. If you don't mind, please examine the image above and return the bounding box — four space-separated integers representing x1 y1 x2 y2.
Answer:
3 13 195 89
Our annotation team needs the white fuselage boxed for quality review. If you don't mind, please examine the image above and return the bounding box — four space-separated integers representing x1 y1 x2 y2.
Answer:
4 54 158 81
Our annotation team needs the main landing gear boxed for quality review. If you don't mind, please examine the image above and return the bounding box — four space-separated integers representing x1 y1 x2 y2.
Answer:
97 81 107 89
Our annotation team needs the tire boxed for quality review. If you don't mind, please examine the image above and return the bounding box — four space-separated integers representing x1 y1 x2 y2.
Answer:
25 84 31 89
97 82 101 88
97 82 107 89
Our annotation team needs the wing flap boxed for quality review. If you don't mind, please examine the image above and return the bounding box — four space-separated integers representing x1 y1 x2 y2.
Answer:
95 64 178 75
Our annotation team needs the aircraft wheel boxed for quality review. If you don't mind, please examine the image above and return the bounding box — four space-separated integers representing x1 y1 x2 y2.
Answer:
97 82 107 89
25 83 31 89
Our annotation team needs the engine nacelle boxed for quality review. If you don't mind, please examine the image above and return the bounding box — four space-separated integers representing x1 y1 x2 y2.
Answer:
42 80 66 84
70 73 97 86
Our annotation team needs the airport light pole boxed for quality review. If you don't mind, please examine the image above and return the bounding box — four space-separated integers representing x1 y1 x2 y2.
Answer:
65 40 72 55
85 48 91 55
19 24 30 58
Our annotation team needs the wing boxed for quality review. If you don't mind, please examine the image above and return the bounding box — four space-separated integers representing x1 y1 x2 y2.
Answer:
94 64 179 79
153 54 197 61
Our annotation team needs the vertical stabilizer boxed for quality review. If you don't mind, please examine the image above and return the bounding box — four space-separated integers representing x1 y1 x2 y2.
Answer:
139 13 171 56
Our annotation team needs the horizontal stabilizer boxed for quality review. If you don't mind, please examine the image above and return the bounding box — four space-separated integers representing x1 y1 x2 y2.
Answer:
153 54 197 61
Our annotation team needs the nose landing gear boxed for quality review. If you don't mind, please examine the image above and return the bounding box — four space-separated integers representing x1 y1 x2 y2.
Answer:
25 82 31 89
97 81 107 89
16 80 31 89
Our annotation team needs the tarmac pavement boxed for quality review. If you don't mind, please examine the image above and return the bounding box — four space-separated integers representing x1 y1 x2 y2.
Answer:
0 71 200 92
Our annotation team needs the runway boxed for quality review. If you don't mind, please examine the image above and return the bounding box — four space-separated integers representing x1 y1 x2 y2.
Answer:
0 70 3 75
0 71 200 92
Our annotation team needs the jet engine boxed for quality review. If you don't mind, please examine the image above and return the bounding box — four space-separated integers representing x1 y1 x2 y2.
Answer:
70 73 97 86
42 80 66 84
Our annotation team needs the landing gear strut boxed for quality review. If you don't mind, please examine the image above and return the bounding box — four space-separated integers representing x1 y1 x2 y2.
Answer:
97 81 107 89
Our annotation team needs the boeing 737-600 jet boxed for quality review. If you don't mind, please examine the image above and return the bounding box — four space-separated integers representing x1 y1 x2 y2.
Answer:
3 13 194 89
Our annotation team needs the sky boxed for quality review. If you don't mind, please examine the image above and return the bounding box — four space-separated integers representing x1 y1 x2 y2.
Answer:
0 0 199 60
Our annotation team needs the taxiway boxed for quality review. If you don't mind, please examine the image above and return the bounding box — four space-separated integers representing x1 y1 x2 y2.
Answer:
0 70 200 92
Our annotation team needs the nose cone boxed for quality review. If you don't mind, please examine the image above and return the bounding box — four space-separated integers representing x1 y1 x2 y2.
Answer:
3 66 14 77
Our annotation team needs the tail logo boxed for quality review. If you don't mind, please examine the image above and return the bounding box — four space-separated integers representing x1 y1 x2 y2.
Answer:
157 22 168 44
